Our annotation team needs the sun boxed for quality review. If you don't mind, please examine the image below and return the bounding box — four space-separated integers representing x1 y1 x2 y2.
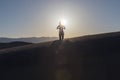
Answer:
60 18 67 26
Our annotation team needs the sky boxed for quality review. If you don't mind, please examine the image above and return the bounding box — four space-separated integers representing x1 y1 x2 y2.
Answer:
0 0 120 38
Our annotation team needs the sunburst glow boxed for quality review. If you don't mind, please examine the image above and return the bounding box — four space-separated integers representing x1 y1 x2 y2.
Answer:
60 18 67 26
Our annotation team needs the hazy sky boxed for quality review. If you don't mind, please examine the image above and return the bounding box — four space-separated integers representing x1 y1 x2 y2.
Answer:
0 0 120 38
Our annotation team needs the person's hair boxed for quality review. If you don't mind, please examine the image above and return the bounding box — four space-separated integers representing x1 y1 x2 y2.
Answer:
59 21 61 25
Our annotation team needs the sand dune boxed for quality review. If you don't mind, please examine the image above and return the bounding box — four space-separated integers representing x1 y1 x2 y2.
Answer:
0 32 120 80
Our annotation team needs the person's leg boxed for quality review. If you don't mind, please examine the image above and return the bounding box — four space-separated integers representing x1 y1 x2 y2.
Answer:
61 35 62 40
62 34 64 40
59 34 60 40
62 31 64 40
59 34 61 40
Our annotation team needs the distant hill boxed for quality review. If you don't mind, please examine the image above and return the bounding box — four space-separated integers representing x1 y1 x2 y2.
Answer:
0 37 58 43
0 31 120 80
0 41 32 50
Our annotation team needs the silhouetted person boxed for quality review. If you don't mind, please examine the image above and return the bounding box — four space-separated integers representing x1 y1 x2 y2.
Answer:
57 21 65 40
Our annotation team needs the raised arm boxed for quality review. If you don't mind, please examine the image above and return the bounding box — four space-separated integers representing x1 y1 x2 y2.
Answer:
57 25 59 29
64 26 66 29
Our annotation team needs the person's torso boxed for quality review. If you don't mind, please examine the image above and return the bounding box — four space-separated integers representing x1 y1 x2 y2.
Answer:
58 25 64 32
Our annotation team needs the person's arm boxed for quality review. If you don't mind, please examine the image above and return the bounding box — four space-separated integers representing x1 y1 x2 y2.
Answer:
57 25 59 29
64 26 65 29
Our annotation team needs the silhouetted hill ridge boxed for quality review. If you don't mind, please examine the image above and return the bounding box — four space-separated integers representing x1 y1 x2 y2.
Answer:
0 31 120 80
0 41 32 50
0 37 58 43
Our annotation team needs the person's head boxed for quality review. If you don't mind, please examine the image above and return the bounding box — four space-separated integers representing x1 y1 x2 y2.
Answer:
59 21 61 25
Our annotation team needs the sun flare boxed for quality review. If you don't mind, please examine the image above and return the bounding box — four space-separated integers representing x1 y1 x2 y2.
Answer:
60 18 67 26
